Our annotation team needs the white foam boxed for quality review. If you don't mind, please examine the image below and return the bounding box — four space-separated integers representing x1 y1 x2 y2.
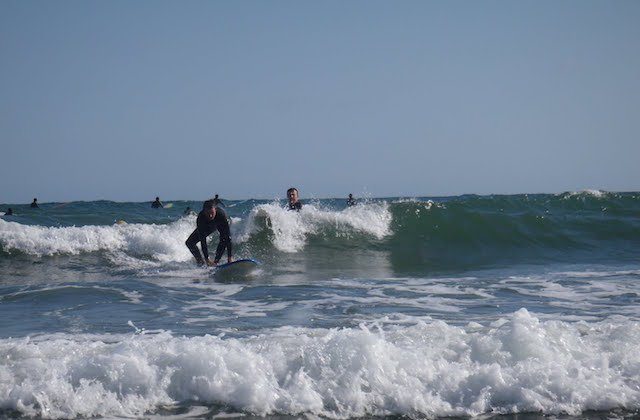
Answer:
561 189 609 199
582 189 608 198
184 299 291 322
236 202 392 253
554 269 640 278
391 198 447 210
391 197 419 203
498 272 640 317
2 310 640 418
0 218 195 262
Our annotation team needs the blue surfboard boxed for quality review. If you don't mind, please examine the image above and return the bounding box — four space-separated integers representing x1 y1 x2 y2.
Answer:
214 259 260 278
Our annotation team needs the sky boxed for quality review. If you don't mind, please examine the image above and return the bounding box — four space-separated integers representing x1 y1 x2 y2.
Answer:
1 0 639 202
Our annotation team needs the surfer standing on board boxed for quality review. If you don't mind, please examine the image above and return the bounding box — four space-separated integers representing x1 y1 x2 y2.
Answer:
185 199 233 266
287 187 302 211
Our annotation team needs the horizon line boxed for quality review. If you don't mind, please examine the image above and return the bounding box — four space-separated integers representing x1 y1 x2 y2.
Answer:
1 188 634 205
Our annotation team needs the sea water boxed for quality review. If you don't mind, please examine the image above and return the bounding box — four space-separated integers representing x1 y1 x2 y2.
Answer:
1 191 640 418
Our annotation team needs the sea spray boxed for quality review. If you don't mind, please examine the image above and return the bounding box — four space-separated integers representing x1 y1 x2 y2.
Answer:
236 202 392 252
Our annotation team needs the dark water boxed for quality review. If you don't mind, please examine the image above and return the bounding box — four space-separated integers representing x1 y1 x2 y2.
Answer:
1 191 640 418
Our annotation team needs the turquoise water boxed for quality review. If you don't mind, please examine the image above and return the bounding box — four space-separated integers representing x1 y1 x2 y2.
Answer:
1 191 640 418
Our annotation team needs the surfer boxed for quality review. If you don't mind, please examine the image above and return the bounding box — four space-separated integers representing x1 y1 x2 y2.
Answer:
212 194 225 207
4 208 13 216
287 187 302 211
184 206 195 215
347 193 356 207
151 197 163 208
185 199 233 266
30 198 39 208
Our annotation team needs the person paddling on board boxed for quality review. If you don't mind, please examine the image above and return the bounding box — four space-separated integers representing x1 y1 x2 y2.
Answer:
212 194 225 207
185 199 233 266
287 187 302 211
151 197 163 208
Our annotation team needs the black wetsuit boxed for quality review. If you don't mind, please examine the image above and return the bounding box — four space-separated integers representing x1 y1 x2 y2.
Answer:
30 202 38 208
288 201 302 211
212 198 225 207
185 208 232 264
151 200 163 208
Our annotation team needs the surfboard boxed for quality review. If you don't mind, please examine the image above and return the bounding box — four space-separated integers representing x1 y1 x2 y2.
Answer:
213 259 260 278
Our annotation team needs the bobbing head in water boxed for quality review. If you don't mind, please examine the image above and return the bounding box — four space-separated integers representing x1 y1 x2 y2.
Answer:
286 187 302 211
286 188 299 205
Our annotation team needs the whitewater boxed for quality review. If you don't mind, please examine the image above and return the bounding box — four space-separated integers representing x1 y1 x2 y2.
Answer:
1 192 640 419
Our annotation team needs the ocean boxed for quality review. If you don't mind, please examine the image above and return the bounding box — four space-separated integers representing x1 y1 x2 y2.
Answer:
1 191 640 419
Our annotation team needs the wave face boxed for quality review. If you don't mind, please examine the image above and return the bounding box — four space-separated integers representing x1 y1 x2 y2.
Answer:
1 191 639 273
385 192 640 272
1 310 640 419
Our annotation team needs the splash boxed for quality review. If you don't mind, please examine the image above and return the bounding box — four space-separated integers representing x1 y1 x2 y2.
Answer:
236 202 392 252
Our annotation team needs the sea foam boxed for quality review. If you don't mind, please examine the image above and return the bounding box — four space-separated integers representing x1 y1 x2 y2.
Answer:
236 202 392 252
1 309 639 419
0 218 195 262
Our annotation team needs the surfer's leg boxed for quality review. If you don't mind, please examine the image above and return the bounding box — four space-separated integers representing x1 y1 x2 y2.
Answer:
186 229 204 265
214 235 231 263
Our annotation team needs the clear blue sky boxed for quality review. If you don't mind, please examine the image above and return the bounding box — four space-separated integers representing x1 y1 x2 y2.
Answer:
1 0 639 202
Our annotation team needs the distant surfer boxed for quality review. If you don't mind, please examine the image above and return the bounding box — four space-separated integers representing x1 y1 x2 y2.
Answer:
287 187 302 211
4 208 13 216
212 194 225 207
30 198 38 208
184 206 195 215
151 197 163 208
185 200 233 266
347 193 356 207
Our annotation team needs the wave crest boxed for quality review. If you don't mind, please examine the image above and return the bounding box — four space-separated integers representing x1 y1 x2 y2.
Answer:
0 218 195 261
236 202 392 253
